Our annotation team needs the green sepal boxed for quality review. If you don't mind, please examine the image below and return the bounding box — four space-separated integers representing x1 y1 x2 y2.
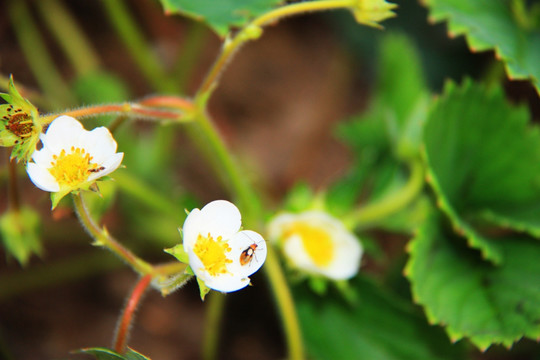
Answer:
308 276 328 295
164 243 189 264
76 346 151 360
0 75 41 163
0 206 42 266
184 265 195 276
196 276 211 301
350 0 397 29
51 189 72 210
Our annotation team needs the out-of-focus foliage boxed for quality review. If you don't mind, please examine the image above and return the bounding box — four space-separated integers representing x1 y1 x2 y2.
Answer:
406 211 540 350
296 276 466 360
158 0 282 36
423 0 540 94
422 80 540 264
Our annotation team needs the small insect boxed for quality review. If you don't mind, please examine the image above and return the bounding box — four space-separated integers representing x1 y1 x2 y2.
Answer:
239 243 259 266
88 166 105 173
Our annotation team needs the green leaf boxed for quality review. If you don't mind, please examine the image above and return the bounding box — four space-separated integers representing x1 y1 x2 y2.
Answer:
423 0 540 94
158 0 282 37
77 347 151 360
330 32 429 221
296 276 465 360
405 211 540 350
423 80 540 263
0 207 42 265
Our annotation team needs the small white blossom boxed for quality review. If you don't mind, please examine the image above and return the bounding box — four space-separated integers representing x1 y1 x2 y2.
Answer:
182 200 267 293
268 211 362 280
26 115 123 207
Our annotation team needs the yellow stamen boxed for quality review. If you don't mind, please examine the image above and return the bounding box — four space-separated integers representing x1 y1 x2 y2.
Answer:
48 147 99 188
285 222 334 267
193 233 232 276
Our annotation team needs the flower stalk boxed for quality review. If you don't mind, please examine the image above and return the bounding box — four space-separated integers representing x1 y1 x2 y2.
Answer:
114 274 153 354
72 193 154 276
39 100 194 126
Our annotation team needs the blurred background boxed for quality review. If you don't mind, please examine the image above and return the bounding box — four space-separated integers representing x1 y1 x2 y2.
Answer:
0 0 539 359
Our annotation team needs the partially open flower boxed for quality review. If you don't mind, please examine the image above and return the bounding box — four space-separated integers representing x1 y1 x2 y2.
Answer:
268 211 362 280
168 200 266 296
26 115 123 208
0 76 42 163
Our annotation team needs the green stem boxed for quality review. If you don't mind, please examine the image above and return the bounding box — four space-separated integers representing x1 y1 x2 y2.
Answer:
264 246 304 360
203 292 226 360
8 0 76 107
35 0 100 76
72 193 154 275
100 0 177 93
195 0 353 98
346 159 425 229
189 108 262 227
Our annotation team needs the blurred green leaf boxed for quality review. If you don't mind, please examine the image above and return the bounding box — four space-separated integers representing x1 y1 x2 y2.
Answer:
423 80 540 263
296 276 465 360
78 347 151 360
0 207 42 266
423 0 540 94
72 71 130 104
158 0 282 37
405 211 540 350
329 32 428 227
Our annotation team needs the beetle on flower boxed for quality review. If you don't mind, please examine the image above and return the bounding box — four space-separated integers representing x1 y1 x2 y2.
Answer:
166 200 267 299
26 115 124 209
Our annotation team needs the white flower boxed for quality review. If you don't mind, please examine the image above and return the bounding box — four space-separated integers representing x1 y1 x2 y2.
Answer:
268 211 362 280
182 200 267 293
26 115 123 207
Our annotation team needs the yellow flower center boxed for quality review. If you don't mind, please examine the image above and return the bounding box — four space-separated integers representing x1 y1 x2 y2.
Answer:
285 222 334 267
193 233 232 277
48 147 100 188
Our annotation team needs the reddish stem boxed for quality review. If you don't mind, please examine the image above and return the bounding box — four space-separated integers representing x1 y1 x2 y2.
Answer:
114 274 153 353
139 95 195 111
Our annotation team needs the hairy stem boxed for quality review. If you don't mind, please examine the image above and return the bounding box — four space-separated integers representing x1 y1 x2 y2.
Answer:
196 0 353 98
72 193 154 275
39 101 193 125
114 274 153 353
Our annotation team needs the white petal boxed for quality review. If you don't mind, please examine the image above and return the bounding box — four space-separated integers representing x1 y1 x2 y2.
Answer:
204 273 251 292
87 152 124 182
26 162 60 192
267 213 296 244
197 200 242 240
269 211 363 280
80 126 118 163
182 208 202 250
322 230 362 279
30 146 54 168
189 251 251 292
228 230 267 278
282 233 320 274
41 116 84 154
